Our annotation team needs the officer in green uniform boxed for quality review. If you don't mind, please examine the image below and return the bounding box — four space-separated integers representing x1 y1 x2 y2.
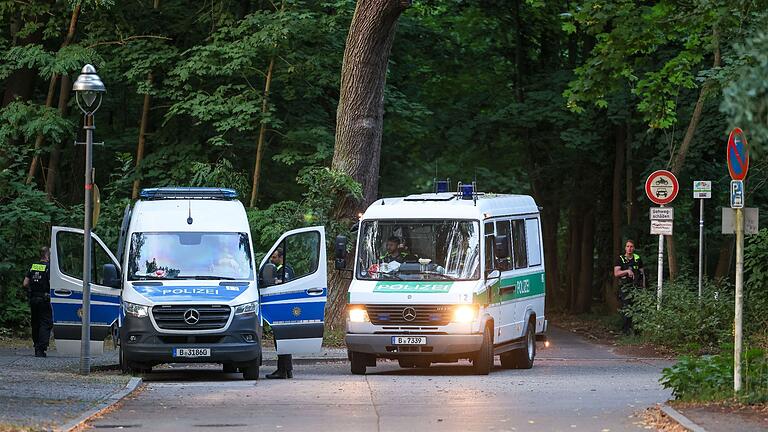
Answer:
23 247 53 357
613 239 645 334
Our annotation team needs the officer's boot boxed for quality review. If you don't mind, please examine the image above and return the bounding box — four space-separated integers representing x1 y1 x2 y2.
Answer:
34 347 46 358
266 354 293 379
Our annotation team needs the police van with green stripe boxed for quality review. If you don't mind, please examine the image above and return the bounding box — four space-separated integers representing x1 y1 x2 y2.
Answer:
340 183 546 375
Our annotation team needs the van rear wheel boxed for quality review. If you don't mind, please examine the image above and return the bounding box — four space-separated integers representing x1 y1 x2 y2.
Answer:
501 322 535 369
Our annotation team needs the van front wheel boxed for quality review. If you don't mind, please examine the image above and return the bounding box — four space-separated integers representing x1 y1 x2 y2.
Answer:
472 326 493 375
350 351 369 375
242 359 260 380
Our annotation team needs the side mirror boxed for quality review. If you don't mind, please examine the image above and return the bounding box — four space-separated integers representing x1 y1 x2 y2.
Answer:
102 264 121 288
487 269 501 280
494 234 509 259
334 235 348 270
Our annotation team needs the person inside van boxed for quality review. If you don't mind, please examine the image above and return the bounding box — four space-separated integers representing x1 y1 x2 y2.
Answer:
270 247 294 284
380 236 417 264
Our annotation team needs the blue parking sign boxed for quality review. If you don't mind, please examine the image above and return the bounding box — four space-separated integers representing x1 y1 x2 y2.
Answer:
730 180 744 209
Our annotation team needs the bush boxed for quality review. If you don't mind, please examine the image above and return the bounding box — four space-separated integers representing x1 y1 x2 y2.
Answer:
661 347 768 403
627 278 734 353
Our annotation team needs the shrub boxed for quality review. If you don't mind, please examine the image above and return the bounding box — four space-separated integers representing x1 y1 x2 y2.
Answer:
661 347 768 403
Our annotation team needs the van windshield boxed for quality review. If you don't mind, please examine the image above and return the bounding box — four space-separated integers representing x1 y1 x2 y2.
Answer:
357 220 481 281
128 232 253 280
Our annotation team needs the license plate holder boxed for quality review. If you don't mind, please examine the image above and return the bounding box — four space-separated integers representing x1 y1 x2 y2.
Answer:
391 336 427 345
173 348 211 358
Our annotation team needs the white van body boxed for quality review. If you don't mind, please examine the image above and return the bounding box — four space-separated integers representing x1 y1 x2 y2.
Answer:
49 188 327 379
345 191 546 374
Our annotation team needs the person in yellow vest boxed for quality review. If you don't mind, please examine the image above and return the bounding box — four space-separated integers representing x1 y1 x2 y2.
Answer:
22 247 52 357
613 239 645 335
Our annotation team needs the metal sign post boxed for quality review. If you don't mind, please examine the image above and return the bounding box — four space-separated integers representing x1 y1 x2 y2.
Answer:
646 170 679 310
727 127 749 393
693 181 712 298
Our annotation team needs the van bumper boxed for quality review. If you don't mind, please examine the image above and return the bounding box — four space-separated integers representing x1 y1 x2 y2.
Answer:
120 315 261 366
345 333 484 356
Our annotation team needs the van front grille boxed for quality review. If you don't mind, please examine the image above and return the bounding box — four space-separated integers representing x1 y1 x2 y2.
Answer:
152 305 231 330
365 304 453 326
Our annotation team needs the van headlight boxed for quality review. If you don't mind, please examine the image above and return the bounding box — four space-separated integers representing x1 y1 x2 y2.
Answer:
348 305 369 323
452 305 478 323
234 301 258 316
123 301 149 318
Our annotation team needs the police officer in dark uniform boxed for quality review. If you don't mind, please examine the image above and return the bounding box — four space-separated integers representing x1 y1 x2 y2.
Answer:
613 239 645 335
23 247 53 357
266 248 295 379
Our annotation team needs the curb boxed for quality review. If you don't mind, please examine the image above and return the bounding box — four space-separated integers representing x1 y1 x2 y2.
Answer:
58 377 143 432
660 403 708 432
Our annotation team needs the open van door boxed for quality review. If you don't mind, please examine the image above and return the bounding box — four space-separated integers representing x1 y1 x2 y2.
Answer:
50 227 122 356
259 226 327 355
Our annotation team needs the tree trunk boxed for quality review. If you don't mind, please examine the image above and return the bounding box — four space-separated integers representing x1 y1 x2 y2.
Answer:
249 56 275 207
541 205 560 311
575 209 595 313
25 4 81 185
44 75 72 199
666 25 721 280
331 0 409 219
714 237 734 280
131 73 154 200
609 124 625 311
566 207 583 311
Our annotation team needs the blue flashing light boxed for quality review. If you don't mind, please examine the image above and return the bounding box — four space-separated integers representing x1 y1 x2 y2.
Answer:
139 187 238 200
460 183 474 199
436 180 450 193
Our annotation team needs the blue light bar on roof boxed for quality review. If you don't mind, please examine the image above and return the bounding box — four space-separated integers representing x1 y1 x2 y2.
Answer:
460 183 474 199
139 187 238 200
436 179 450 193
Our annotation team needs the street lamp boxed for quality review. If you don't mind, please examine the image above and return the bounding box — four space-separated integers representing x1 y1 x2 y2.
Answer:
72 64 105 375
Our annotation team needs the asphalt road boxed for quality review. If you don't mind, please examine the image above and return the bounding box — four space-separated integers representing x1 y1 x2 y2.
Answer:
88 327 672 432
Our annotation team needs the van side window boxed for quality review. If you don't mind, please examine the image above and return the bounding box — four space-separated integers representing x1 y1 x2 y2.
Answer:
525 218 542 266
511 219 528 269
495 220 512 270
484 222 494 272
260 231 320 287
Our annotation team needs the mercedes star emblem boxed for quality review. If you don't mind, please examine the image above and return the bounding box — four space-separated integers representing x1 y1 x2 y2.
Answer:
402 307 416 322
183 308 200 325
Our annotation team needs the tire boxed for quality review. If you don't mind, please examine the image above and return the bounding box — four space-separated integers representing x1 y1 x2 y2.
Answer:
398 358 415 368
119 344 130 374
472 325 493 375
501 321 536 369
242 359 260 380
223 363 237 373
350 351 368 375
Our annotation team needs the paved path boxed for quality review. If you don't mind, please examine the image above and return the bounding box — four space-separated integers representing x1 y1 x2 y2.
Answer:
89 327 673 431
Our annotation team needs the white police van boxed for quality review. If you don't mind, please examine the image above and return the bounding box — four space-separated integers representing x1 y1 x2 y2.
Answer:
49 187 327 379
339 183 546 375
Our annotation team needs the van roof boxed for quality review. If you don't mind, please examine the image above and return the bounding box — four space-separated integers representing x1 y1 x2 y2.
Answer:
361 193 539 221
129 199 250 233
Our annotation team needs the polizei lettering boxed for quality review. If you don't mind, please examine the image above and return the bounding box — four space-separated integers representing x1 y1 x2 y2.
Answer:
162 288 219 296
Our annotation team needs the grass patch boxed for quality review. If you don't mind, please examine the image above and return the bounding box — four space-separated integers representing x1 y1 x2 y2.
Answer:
323 328 346 348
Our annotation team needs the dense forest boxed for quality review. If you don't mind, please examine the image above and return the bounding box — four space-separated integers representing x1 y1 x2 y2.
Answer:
1 0 767 331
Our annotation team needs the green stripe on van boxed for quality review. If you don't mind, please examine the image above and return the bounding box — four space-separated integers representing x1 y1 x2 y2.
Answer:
473 272 545 304
373 281 453 293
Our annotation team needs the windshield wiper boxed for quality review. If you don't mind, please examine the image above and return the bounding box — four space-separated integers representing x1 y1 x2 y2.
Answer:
370 272 403 280
419 272 456 280
173 275 237 280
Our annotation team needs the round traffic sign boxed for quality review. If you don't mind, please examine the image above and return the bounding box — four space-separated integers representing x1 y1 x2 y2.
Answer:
727 127 749 180
645 170 679 205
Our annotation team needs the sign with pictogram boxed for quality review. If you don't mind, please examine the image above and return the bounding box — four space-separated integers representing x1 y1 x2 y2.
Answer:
730 180 744 209
645 170 679 205
693 181 711 199
727 128 749 181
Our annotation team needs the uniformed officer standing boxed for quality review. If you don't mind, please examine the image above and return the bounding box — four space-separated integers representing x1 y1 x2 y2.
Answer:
613 239 645 335
22 247 53 357
266 248 295 379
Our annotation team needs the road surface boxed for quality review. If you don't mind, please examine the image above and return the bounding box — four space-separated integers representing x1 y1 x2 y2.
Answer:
88 327 671 431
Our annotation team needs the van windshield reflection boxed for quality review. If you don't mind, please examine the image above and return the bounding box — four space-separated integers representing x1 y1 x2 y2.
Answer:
128 232 253 281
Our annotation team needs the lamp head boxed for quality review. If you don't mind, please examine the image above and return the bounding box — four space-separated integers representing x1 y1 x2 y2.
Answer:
72 64 106 110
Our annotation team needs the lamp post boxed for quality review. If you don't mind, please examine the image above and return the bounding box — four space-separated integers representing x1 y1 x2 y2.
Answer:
72 64 105 375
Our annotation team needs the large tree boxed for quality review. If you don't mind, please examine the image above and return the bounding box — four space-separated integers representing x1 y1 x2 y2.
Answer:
332 0 410 219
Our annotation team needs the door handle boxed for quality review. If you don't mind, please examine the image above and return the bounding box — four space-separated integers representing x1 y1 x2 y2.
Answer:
306 288 324 296
53 289 72 297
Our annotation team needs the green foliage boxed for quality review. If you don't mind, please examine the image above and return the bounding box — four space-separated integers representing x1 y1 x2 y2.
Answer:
661 348 768 403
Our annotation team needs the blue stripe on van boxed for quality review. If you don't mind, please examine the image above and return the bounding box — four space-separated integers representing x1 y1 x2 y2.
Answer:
262 301 325 324
260 288 326 303
51 302 120 325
